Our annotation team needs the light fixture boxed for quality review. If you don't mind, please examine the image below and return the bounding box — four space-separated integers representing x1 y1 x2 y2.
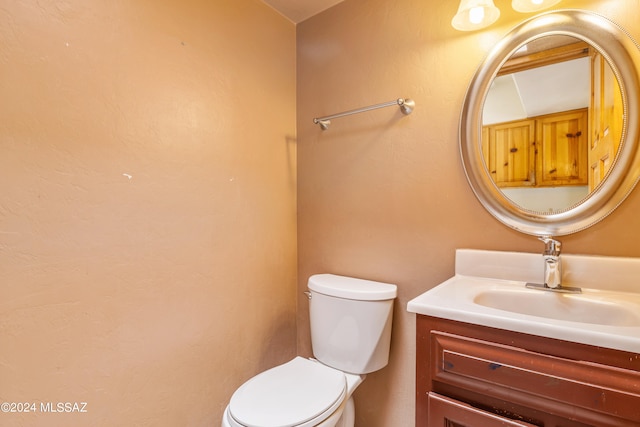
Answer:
451 0 500 32
512 0 561 13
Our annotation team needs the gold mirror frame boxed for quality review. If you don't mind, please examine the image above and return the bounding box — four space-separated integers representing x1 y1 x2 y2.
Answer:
460 10 640 236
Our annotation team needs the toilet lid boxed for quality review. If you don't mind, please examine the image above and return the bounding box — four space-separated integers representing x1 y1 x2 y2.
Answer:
229 357 346 427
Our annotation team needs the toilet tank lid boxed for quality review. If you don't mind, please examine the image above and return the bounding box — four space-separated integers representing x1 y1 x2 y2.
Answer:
308 274 397 300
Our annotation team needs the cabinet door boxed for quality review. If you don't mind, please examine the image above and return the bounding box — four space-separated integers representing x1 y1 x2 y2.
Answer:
428 393 536 427
484 119 536 187
589 52 623 190
536 109 588 187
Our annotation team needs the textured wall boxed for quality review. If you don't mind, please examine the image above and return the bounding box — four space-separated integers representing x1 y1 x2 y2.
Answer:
297 0 640 426
0 0 297 425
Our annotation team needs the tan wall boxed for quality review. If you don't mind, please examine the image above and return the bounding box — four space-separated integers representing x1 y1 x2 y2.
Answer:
4 0 640 426
297 0 640 426
0 0 297 425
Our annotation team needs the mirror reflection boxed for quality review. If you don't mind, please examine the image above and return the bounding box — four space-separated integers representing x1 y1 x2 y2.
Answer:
482 36 623 213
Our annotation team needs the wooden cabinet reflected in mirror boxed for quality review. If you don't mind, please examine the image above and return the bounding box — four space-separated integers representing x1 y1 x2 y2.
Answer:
591 49 624 191
482 36 623 213
459 10 640 236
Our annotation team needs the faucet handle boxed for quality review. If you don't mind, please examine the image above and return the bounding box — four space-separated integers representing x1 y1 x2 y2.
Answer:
539 236 561 256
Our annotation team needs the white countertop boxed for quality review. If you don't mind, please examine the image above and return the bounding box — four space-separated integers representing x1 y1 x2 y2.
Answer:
407 249 640 353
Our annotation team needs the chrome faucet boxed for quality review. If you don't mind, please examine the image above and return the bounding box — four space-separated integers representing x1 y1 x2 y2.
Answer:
541 236 562 289
525 236 581 293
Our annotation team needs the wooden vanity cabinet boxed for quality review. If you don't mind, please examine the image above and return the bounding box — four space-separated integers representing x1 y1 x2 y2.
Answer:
416 315 640 427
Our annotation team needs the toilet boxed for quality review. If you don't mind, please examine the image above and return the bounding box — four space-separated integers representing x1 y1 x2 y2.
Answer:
222 273 397 427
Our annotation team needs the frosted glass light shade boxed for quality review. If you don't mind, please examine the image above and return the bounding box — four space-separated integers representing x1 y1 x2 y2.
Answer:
512 0 561 13
452 0 500 31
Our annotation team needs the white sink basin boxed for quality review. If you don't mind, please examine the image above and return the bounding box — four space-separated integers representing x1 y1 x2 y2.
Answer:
407 249 640 353
474 286 640 327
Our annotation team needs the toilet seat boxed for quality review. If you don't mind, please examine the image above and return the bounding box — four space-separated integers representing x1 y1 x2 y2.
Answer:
227 357 347 427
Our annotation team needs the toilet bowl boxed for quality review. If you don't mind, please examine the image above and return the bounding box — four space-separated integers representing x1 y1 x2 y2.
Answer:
221 274 397 427
222 357 363 427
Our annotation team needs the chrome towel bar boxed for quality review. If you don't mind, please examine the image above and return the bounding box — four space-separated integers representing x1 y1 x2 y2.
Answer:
313 98 415 130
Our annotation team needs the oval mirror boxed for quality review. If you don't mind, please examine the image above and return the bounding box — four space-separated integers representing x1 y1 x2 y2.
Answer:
460 10 640 236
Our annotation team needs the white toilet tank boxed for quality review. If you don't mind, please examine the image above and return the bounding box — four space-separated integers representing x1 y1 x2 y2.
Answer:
307 274 397 375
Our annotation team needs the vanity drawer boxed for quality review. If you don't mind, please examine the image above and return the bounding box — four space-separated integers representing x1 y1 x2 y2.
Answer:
430 331 640 425
428 392 537 427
